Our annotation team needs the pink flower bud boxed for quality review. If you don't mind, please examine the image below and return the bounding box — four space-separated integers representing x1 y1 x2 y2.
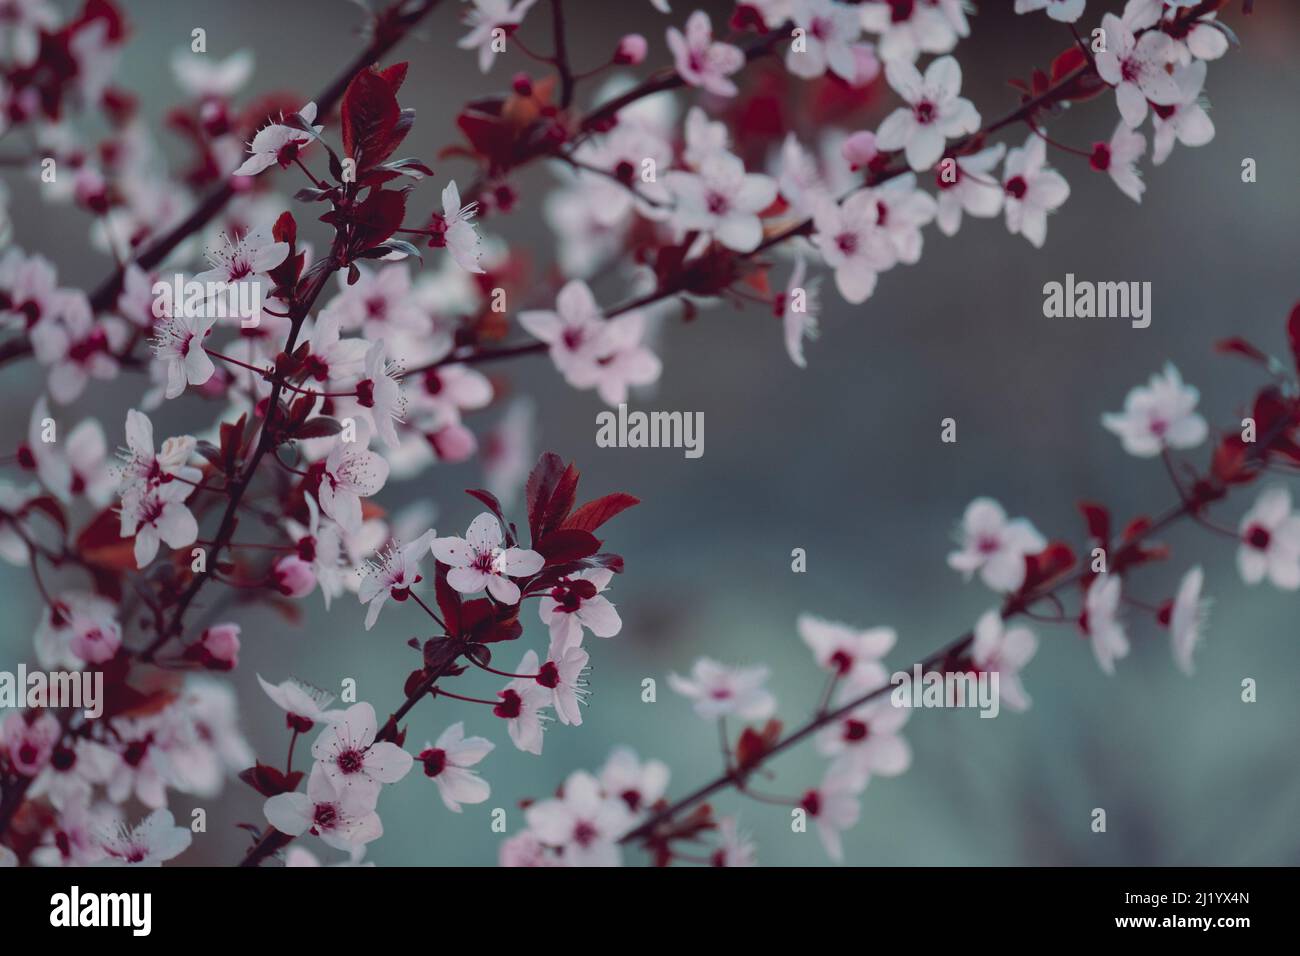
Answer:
841 131 878 172
615 34 647 66
431 423 477 463
201 623 241 671
273 555 317 599
512 72 533 97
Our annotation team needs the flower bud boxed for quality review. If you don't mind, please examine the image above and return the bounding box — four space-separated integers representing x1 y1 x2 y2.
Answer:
841 131 878 172
615 34 647 66
273 555 317 599
201 623 241 671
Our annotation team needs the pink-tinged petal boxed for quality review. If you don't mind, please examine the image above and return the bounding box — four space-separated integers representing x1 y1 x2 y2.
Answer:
486 574 522 605
499 547 544 576
465 512 504 552
447 566 491 594
263 793 311 836
430 535 472 567
364 741 414 783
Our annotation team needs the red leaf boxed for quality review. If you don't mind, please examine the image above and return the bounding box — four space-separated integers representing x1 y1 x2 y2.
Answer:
75 506 136 572
563 493 640 534
1021 541 1076 593
735 720 782 773
340 67 402 169
536 528 601 564
1211 435 1254 485
526 452 566 543
349 188 407 251
1215 336 1269 365
539 463 580 539
239 763 303 798
1077 501 1110 543
434 562 463 633
1050 45 1088 83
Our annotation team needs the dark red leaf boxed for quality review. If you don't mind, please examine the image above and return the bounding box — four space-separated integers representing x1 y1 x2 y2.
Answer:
1288 301 1300 374
340 66 402 169
563 493 639 534
1077 501 1110 543
536 528 601 564
526 452 566 543
1215 336 1270 365
1021 541 1076 593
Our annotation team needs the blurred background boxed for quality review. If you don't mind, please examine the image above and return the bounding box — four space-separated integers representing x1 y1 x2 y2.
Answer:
2 0 1299 866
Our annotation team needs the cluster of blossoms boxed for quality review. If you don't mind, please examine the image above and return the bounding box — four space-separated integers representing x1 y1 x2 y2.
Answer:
0 0 1267 868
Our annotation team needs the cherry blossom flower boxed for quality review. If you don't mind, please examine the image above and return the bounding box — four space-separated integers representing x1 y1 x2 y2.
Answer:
418 722 494 812
668 658 776 720
1166 566 1208 676
712 816 758 867
520 279 612 382
775 255 821 368
312 701 414 802
569 311 662 406
810 189 896 304
538 568 622 650
430 180 484 274
1101 363 1207 457
318 438 390 537
1014 0 1085 23
786 0 862 82
34 590 121 668
1237 486 1300 590
947 497 1047 593
257 674 344 731
875 56 979 172
1163 7 1230 64
285 495 348 610
120 480 198 568
1082 574 1129 675
934 142 1005 237
97 809 192 866
1095 8 1181 128
302 311 367 385
598 746 669 815
264 763 383 851
102 715 179 808
816 696 911 784
798 614 895 691
171 48 254 99
319 263 428 340
1001 134 1070 248
409 363 492 427
540 644 590 726
352 340 407 449
273 554 317 599
495 650 552 754
459 0 540 72
859 0 964 63
664 152 777 253
358 529 437 630
800 763 866 862
117 409 200 489
30 293 126 404
432 512 544 605
970 610 1038 711
151 309 217 399
499 830 559 867
3 712 60 777
232 102 321 177
193 224 288 306
524 769 634 867
30 797 114 866
1091 121 1147 203
683 105 730 170
666 11 744 97
21 397 113 505
1152 60 1215 166
871 173 938 264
